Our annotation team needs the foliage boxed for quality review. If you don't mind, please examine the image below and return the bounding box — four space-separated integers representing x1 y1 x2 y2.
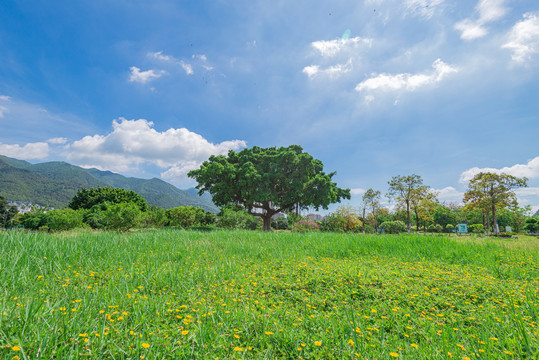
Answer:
83 202 142 231
143 205 167 228
43 209 86 231
363 224 375 233
525 218 539 233
291 219 320 232
165 206 215 228
271 216 289 230
362 189 382 229
217 209 260 230
445 224 455 233
469 224 485 234
188 145 350 231
387 174 428 232
0 194 18 228
464 172 527 234
332 205 362 232
379 220 406 234
319 213 346 232
69 186 148 212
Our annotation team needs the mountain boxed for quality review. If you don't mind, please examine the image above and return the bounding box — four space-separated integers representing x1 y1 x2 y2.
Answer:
0 155 218 212
535 209 539 217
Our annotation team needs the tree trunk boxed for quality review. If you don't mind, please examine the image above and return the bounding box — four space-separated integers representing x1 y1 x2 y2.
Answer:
414 209 419 234
406 200 411 234
486 213 491 235
263 216 272 232
362 208 366 234
492 204 497 235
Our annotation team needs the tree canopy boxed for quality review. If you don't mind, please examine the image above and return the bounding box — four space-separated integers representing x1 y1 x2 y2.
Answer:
387 174 428 233
188 145 350 231
463 172 527 234
68 186 148 212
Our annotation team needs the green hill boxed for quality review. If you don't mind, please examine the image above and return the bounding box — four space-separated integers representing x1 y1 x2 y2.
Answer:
0 155 217 212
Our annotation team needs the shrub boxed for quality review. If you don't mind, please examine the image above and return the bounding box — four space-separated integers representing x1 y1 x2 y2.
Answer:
363 224 375 234
292 220 320 233
319 213 346 232
45 209 85 231
217 209 259 230
470 224 484 234
524 218 539 233
379 220 406 234
271 217 289 230
445 224 455 233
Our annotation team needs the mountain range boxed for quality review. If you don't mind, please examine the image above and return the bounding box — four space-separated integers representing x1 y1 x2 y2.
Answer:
0 155 217 212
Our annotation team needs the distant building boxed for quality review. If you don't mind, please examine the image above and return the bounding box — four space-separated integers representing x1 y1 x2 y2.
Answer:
7 201 47 214
306 213 323 221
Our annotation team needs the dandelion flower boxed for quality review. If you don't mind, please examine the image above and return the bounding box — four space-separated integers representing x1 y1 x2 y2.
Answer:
314 341 322 346
142 343 150 348
265 331 273 335
182 330 189 336
12 346 21 351
389 353 399 358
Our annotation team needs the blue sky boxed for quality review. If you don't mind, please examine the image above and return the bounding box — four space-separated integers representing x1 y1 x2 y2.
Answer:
1 0 538 213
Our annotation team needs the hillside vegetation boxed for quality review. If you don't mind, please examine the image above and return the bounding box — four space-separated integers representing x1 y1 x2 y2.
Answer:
0 155 217 212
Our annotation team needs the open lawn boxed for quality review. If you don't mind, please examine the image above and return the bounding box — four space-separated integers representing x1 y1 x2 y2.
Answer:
0 230 538 359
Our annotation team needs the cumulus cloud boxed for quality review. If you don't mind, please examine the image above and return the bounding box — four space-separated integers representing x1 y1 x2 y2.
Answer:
454 0 509 40
502 12 539 64
311 37 372 57
303 59 353 79
355 59 457 93
47 137 68 144
0 142 49 159
0 95 11 102
128 66 165 84
65 118 246 184
0 105 6 118
459 156 539 183
434 186 464 202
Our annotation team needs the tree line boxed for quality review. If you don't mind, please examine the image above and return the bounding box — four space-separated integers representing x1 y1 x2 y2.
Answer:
2 145 538 235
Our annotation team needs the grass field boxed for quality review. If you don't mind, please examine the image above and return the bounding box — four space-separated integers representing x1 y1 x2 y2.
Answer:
1 230 538 359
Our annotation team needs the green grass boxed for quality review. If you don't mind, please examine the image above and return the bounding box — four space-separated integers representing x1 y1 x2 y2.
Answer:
0 229 538 359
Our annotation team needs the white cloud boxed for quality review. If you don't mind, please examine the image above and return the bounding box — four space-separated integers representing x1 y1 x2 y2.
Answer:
0 142 49 159
303 59 353 79
434 186 464 202
0 95 11 102
350 188 366 196
180 61 194 75
502 12 539 64
404 0 445 19
47 137 68 144
0 105 6 118
459 156 539 183
65 118 246 185
148 51 173 62
355 59 457 93
128 66 165 84
515 187 539 198
454 0 509 40
311 37 372 57
148 51 214 75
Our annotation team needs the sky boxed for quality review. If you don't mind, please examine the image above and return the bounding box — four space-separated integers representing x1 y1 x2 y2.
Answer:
1 0 538 214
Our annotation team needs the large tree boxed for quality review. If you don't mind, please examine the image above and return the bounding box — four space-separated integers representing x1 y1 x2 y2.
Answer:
463 172 527 234
188 145 350 231
362 189 382 231
387 174 427 234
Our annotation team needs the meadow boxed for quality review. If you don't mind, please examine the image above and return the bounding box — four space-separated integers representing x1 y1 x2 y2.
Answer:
0 230 538 359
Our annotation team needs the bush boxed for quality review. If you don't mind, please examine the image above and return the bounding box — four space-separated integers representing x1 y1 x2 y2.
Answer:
470 224 484 234
45 209 85 231
319 213 346 232
524 218 539 233
445 224 455 233
84 202 141 231
271 216 289 230
379 220 406 234
363 224 375 234
69 186 147 211
292 220 320 233
217 209 259 230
